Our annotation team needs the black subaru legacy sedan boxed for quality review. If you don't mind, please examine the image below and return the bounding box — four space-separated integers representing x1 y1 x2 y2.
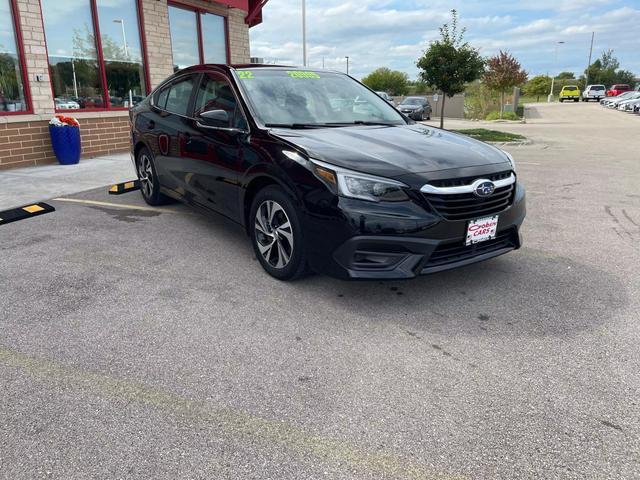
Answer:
130 64 526 281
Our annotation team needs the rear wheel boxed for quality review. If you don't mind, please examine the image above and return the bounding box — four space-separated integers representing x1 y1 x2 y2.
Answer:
250 186 308 281
136 147 172 206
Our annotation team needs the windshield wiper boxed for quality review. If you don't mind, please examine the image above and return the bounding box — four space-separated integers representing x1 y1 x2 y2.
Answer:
265 123 334 129
324 121 401 126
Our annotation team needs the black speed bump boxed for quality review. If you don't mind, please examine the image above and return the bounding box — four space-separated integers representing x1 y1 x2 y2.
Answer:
109 180 140 195
0 202 55 226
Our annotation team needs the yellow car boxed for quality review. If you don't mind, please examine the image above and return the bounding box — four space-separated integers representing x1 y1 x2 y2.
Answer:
559 85 581 102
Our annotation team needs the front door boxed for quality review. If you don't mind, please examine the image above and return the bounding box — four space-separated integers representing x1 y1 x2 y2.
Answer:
183 72 248 220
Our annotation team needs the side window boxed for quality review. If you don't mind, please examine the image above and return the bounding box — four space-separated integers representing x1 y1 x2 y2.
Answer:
155 85 170 110
194 74 247 130
165 76 196 116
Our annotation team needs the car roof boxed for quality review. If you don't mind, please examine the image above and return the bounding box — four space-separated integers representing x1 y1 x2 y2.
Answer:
178 64 340 74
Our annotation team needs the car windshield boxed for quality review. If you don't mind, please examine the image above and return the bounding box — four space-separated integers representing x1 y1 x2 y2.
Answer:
401 98 423 105
235 68 406 127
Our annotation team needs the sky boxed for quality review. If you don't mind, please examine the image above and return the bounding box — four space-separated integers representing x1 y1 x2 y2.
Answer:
249 0 640 80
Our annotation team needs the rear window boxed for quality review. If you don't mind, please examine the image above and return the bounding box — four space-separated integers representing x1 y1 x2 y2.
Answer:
590 86 605 91
613 85 630 90
564 86 578 91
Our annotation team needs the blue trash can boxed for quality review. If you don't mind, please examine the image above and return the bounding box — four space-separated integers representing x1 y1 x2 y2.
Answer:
49 125 81 165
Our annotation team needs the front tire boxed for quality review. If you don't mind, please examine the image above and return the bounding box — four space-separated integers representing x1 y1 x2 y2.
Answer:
136 147 172 206
249 186 308 281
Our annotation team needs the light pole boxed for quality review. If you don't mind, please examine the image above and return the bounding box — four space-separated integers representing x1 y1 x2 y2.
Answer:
301 0 307 66
345 56 349 75
113 19 133 107
113 19 129 58
585 32 595 87
548 41 565 102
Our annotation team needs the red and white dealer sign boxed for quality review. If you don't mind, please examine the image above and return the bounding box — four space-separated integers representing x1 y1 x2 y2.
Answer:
466 215 499 246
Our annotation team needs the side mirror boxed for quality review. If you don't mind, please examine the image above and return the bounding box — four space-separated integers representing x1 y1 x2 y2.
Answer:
198 109 229 128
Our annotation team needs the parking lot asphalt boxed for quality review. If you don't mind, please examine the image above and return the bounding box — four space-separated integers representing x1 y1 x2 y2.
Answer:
1 102 639 479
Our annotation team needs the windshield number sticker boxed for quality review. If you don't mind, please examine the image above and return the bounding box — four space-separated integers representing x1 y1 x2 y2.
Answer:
286 71 320 79
237 71 254 80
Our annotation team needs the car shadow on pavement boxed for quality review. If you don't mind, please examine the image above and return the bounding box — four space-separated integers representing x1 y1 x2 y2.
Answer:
290 247 628 339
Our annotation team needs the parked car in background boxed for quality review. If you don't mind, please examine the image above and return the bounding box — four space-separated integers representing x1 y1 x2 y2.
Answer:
559 86 580 102
601 90 634 107
54 98 80 109
398 96 432 120
619 97 640 112
130 64 525 281
582 85 606 102
375 91 396 107
607 91 640 108
606 84 631 97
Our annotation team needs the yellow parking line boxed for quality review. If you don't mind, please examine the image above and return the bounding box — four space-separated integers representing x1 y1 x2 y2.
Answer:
52 197 184 214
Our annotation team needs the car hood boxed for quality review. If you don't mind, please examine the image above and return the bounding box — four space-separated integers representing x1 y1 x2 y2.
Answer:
272 124 510 179
398 104 420 110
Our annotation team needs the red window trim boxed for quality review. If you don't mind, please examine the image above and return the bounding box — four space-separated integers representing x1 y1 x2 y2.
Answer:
167 0 230 66
0 0 33 116
39 0 151 114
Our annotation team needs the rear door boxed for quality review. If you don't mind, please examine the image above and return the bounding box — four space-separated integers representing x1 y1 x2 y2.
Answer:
149 74 199 196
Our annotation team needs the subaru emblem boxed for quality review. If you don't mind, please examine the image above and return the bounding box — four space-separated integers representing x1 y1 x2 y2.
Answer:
472 180 496 198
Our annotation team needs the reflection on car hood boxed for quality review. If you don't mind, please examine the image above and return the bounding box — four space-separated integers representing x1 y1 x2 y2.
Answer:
398 104 420 110
272 124 510 179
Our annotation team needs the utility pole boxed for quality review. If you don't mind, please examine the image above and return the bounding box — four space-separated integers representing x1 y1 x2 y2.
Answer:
301 0 307 66
585 32 595 87
345 56 349 75
548 41 565 102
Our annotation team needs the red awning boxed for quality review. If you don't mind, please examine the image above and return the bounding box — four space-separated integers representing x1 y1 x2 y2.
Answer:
201 0 268 27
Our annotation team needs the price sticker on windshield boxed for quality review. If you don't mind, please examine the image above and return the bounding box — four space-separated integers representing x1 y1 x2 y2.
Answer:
286 71 321 79
237 70 254 80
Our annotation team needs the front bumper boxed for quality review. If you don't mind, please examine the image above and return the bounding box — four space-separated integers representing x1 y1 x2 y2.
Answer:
304 182 526 280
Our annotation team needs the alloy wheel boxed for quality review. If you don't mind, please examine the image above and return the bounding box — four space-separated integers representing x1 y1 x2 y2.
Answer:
137 154 153 198
254 200 294 269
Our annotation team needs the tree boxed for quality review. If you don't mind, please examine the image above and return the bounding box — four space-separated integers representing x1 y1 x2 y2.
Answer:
523 75 551 102
361 67 409 96
582 50 636 88
416 9 484 128
483 50 527 118
556 71 575 80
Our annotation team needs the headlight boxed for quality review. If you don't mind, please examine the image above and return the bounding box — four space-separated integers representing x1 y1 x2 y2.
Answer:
502 150 516 172
311 159 409 202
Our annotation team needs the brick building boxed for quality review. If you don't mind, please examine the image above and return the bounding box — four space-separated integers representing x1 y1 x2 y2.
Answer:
0 0 267 169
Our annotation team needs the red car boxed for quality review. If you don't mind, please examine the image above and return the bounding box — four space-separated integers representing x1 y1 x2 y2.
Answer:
606 84 631 97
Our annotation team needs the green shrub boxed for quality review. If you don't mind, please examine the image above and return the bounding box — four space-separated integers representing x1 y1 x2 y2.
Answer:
485 111 520 121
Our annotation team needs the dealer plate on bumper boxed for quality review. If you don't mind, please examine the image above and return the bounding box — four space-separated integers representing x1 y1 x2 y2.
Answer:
465 215 499 246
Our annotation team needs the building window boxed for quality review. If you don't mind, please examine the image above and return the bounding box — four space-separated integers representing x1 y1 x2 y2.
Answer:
168 5 199 72
0 0 29 114
201 13 227 65
168 4 228 72
41 0 148 111
96 0 147 107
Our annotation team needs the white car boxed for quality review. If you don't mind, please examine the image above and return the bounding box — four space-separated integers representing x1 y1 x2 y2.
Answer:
618 97 640 112
582 84 606 102
55 98 80 109
603 91 639 108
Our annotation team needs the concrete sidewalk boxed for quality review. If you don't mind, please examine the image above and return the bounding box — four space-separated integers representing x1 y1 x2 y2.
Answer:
0 153 135 210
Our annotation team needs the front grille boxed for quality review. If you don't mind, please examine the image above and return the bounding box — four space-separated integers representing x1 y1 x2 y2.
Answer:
422 171 515 221
427 170 512 188
424 229 517 269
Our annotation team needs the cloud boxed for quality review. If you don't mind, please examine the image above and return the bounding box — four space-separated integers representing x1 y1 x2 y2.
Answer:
249 1 640 79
